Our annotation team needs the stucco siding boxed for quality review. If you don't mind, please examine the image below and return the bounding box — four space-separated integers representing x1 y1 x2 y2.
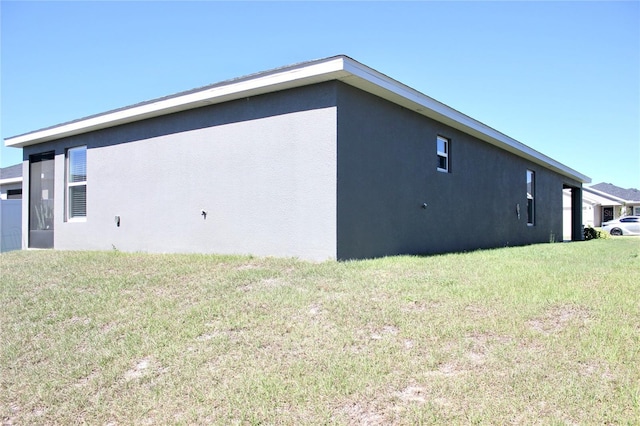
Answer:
23 84 338 261
18 76 583 261
336 83 573 259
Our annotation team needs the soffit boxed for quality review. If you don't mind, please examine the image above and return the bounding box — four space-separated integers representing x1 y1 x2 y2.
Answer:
582 191 622 206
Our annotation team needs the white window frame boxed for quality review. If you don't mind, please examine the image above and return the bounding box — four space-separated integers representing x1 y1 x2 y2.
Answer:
66 146 87 221
437 135 449 173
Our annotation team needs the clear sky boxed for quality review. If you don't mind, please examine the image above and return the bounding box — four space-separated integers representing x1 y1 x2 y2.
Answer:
1 1 638 189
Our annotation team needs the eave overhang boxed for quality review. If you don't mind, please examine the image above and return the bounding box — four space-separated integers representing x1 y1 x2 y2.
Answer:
581 190 623 207
4 55 591 184
584 186 633 205
0 177 23 186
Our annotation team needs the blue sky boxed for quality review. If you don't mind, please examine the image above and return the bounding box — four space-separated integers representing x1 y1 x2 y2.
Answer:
2 1 638 188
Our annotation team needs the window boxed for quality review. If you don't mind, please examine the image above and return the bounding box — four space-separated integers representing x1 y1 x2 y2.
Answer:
7 189 22 199
437 135 449 172
526 170 535 225
67 146 87 220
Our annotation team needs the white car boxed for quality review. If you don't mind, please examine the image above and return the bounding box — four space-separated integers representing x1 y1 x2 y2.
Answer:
601 216 640 236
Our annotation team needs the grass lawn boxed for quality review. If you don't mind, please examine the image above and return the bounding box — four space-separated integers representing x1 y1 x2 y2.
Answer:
1 239 639 424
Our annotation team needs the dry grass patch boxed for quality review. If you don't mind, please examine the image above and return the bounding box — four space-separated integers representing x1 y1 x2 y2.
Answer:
527 303 593 335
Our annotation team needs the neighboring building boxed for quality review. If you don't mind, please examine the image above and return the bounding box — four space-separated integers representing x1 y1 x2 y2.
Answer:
3 55 590 260
0 164 23 252
563 182 640 238
590 183 640 220
587 183 640 225
0 163 23 200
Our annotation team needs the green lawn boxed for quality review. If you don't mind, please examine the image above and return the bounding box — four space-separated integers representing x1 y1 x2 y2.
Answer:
1 239 639 424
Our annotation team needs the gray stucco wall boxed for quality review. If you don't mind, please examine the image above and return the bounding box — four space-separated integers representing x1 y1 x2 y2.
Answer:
22 83 338 261
336 83 580 260
20 79 582 261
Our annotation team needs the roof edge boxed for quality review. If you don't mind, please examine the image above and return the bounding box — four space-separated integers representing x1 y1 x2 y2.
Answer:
584 186 633 203
338 57 591 183
4 55 349 148
4 55 590 184
0 177 23 185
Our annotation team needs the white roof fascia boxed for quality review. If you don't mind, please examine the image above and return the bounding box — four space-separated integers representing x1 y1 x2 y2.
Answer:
339 57 590 184
584 186 628 204
0 177 23 185
581 190 622 206
5 55 590 183
4 58 350 148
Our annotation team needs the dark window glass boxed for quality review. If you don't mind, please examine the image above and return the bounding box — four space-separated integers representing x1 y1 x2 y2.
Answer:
527 170 535 225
